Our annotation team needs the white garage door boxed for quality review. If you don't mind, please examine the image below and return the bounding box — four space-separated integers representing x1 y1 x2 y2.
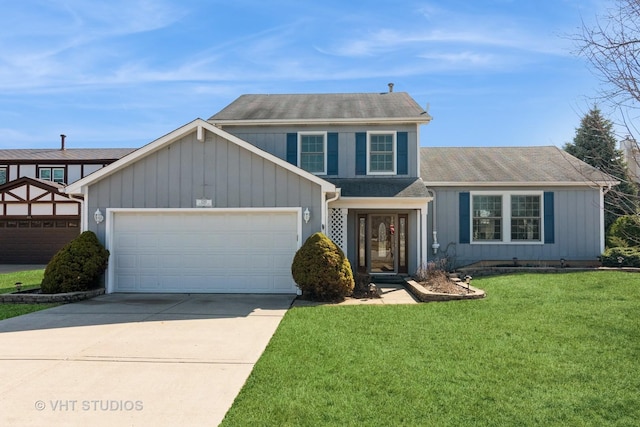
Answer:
109 209 300 293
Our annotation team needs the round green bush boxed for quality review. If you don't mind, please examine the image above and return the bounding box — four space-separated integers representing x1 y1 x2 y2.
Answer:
41 231 110 294
291 232 354 301
607 215 640 248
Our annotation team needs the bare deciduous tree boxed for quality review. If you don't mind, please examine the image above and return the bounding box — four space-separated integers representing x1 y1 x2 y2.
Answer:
578 0 640 112
574 0 640 243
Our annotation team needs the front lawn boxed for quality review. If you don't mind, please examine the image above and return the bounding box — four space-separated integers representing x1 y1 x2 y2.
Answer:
0 269 44 294
0 269 56 320
221 271 640 426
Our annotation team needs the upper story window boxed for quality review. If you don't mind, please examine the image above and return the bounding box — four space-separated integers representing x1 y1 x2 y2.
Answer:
299 132 326 174
0 167 6 185
471 192 542 244
367 132 396 174
39 167 65 184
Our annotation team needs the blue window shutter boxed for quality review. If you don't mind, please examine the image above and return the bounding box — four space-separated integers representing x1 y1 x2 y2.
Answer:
544 192 555 244
327 133 338 175
286 133 297 165
459 192 470 244
397 132 408 175
355 132 366 175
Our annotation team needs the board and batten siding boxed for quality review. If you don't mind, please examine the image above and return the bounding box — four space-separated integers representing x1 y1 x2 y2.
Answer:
427 187 602 267
87 130 323 242
220 124 420 178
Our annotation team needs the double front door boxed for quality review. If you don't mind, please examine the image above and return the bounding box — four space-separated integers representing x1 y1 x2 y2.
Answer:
357 213 408 274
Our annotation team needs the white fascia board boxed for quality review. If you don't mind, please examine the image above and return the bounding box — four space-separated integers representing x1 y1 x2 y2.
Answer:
66 119 336 195
210 116 433 127
107 207 302 214
329 196 432 209
422 181 619 188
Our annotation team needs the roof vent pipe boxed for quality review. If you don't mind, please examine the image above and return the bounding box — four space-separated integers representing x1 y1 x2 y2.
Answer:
388 83 394 93
60 134 66 150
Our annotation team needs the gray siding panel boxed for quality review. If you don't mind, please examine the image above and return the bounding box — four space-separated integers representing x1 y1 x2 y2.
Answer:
428 187 603 267
226 124 420 178
88 130 324 243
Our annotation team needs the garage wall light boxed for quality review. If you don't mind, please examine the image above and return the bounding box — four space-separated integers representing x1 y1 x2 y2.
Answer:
303 207 310 223
94 208 104 224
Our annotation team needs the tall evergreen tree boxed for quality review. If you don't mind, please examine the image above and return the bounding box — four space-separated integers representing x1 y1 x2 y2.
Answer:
564 107 638 230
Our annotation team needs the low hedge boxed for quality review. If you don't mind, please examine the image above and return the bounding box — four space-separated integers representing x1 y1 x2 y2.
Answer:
601 247 640 268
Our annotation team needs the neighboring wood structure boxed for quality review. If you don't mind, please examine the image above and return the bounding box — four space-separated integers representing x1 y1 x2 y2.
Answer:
0 177 81 263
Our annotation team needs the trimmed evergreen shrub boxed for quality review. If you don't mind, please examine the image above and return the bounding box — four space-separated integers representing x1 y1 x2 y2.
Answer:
41 231 110 294
291 232 354 301
607 215 640 248
601 247 640 267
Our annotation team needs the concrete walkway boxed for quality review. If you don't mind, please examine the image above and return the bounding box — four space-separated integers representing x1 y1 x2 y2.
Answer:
0 293 294 427
292 283 418 306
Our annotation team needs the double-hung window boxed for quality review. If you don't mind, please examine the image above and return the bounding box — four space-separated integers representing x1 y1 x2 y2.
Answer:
39 167 65 184
471 192 542 243
368 132 396 174
511 195 541 241
472 195 502 241
299 132 326 174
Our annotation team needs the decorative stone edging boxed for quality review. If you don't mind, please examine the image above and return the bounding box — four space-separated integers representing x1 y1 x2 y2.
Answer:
0 288 105 304
404 278 485 302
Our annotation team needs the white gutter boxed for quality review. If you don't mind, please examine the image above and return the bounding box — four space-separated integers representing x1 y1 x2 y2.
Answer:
210 116 433 127
422 181 619 188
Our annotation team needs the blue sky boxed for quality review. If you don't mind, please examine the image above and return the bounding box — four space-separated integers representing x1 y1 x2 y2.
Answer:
0 0 611 149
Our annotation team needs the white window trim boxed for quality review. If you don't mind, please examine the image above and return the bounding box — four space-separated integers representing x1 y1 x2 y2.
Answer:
470 190 544 245
298 131 327 175
366 131 396 175
38 166 66 184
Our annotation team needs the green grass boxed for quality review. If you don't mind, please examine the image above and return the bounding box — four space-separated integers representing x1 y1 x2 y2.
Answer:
0 269 56 320
221 271 640 427
0 269 44 294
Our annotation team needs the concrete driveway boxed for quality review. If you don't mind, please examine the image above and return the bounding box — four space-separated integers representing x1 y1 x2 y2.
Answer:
0 293 295 427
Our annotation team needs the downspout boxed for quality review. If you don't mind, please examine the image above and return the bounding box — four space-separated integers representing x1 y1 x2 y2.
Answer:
600 184 614 253
324 188 341 233
427 188 440 254
67 191 86 231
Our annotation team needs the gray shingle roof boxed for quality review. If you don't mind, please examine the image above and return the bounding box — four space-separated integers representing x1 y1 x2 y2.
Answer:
420 146 616 185
325 178 430 198
209 92 431 122
0 148 136 162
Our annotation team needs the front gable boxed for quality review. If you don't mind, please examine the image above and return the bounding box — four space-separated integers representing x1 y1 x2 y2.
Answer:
66 119 334 197
65 120 335 245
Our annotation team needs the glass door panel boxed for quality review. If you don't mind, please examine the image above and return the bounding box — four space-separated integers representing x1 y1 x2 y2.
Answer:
358 215 367 273
370 215 395 273
398 214 408 274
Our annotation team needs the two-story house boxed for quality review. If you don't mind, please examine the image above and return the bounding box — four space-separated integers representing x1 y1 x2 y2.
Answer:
64 91 431 293
209 92 433 277
64 89 613 294
0 140 134 263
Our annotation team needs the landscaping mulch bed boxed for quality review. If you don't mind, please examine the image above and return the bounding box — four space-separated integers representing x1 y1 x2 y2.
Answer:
418 274 471 294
